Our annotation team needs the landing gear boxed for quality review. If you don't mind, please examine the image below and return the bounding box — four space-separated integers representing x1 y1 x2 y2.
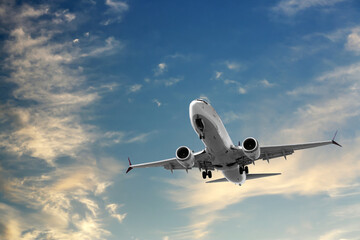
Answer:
202 170 212 179
199 133 205 140
239 166 249 174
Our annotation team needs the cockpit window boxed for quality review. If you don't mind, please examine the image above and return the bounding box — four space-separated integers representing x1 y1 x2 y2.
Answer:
196 99 208 104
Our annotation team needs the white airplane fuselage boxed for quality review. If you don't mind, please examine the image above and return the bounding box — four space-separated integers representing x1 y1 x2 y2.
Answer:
189 99 247 184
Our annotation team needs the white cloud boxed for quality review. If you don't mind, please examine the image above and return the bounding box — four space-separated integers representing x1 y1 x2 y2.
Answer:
129 84 142 93
345 29 360 54
81 36 122 57
225 61 244 71
222 111 243 124
153 99 162 107
215 71 223 79
154 62 168 76
272 0 345 16
260 79 275 88
105 0 129 12
106 203 127 223
238 87 247 94
0 2 127 239
102 131 154 145
155 77 183 87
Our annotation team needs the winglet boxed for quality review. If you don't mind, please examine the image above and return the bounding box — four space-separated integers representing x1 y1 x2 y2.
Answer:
332 130 342 147
126 157 133 174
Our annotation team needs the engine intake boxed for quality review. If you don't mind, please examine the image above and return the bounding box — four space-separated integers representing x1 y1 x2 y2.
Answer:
176 146 195 169
242 137 260 160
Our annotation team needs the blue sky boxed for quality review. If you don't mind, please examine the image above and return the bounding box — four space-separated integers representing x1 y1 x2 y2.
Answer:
1 0 360 239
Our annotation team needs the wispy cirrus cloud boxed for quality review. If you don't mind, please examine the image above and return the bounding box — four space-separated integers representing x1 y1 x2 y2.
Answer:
102 0 129 25
272 0 346 16
0 1 127 239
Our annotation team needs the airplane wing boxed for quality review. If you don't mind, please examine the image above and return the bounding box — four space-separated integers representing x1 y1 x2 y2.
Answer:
126 150 213 173
259 136 341 163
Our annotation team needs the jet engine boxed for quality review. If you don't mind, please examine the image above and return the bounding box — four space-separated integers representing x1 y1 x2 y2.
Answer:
176 146 195 169
242 137 260 160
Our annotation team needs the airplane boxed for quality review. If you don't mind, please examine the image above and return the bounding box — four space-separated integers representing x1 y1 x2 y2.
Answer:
126 99 341 186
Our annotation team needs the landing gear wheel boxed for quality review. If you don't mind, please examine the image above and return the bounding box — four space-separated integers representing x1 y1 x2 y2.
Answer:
202 171 207 179
239 166 244 174
245 166 249 174
207 171 212 178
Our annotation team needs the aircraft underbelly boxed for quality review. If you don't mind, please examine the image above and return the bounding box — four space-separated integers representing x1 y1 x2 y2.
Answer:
222 166 246 184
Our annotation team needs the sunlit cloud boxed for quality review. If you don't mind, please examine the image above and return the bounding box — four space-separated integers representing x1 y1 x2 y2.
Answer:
0 1 127 239
102 131 155 145
345 28 360 54
154 62 168 76
106 203 127 223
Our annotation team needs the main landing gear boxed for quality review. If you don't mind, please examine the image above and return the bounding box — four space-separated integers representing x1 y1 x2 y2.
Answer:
239 166 249 175
202 170 212 179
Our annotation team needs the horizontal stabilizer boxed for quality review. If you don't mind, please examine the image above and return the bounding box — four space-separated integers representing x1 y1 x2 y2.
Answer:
206 173 281 183
247 173 281 180
206 178 228 183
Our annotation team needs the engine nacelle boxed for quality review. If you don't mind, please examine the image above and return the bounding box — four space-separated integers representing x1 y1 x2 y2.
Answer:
242 137 260 160
175 146 195 169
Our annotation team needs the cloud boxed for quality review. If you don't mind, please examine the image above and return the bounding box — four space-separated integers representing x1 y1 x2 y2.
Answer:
345 28 360 54
272 0 345 16
238 87 247 94
215 71 223 79
153 99 162 107
260 79 275 88
105 0 129 12
106 203 127 223
102 131 155 145
81 36 122 57
224 61 244 71
154 77 183 87
154 62 168 76
102 0 129 25
129 84 142 93
221 111 243 124
0 2 127 239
